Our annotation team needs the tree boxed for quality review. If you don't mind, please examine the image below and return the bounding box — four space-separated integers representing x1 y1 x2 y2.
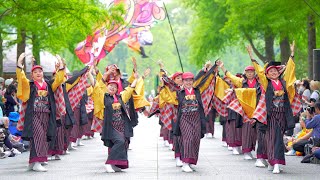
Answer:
0 0 124 71
181 0 320 79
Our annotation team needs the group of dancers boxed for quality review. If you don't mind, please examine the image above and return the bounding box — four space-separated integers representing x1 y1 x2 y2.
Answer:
15 40 300 174
151 41 300 174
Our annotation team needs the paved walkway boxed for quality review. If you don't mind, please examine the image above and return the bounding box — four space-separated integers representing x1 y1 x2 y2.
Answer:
0 115 319 180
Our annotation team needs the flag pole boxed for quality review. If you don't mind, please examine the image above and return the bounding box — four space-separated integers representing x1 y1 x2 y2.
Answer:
163 2 184 72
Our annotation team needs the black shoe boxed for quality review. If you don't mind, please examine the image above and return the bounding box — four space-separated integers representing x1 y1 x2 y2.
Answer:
301 154 313 163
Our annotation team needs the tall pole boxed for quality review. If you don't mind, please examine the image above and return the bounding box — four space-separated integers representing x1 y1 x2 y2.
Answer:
163 2 184 72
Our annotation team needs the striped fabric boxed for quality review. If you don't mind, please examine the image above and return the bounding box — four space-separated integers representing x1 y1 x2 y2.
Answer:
201 77 215 116
49 124 64 156
266 107 286 166
180 111 201 165
241 122 257 153
54 85 66 120
256 130 268 159
226 120 242 147
68 72 89 111
70 107 82 142
17 102 27 131
159 103 176 130
91 116 103 133
291 92 302 116
29 112 49 162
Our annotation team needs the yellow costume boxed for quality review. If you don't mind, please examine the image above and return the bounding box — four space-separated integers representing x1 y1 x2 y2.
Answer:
16 68 65 102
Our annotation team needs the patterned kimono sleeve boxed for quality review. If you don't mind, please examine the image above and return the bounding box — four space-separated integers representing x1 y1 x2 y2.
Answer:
92 77 107 120
225 71 243 88
252 61 268 91
162 73 180 92
51 69 66 92
16 68 30 102
121 87 135 104
133 78 151 109
283 57 296 103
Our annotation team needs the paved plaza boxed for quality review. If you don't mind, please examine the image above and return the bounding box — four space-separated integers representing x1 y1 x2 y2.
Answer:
0 115 319 180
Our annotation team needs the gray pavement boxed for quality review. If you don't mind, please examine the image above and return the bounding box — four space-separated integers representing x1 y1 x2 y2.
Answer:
0 115 319 180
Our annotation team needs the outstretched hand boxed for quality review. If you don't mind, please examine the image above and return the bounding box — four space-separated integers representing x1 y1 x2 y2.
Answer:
290 41 295 56
144 68 151 78
55 54 64 69
158 60 164 69
132 57 137 72
246 45 254 60
17 52 26 67
204 61 212 71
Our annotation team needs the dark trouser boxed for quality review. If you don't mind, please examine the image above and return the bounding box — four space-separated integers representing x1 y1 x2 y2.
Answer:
180 111 201 165
292 139 309 154
256 130 268 159
4 136 13 149
206 109 215 135
266 107 286 166
314 149 320 159
241 122 257 153
29 112 49 164
106 120 129 169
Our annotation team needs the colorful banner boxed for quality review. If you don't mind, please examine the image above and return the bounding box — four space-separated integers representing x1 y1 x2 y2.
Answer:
75 0 166 65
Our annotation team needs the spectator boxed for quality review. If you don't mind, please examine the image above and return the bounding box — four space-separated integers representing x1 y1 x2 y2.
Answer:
4 84 18 116
8 112 21 137
300 79 311 110
285 113 313 156
308 80 320 106
293 102 320 155
0 128 11 158
0 77 4 96
312 147 320 163
0 111 21 158
3 78 14 94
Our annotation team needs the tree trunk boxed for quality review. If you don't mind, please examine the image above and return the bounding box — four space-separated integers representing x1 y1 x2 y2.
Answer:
264 30 275 63
308 14 316 79
17 29 26 72
32 33 41 65
0 31 3 77
245 30 275 64
280 33 290 64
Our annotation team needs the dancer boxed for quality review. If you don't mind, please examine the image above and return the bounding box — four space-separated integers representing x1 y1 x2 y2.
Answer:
174 72 206 172
218 62 260 161
248 41 297 174
91 67 139 173
158 62 183 166
16 53 65 172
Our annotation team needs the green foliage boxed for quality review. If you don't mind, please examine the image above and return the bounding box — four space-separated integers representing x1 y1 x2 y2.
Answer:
0 0 124 67
181 0 320 78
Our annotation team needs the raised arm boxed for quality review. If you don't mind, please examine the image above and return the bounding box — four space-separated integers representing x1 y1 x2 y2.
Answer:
217 60 243 88
92 71 108 120
121 72 138 104
193 61 213 87
283 41 296 103
246 45 268 90
51 55 66 92
16 53 30 102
